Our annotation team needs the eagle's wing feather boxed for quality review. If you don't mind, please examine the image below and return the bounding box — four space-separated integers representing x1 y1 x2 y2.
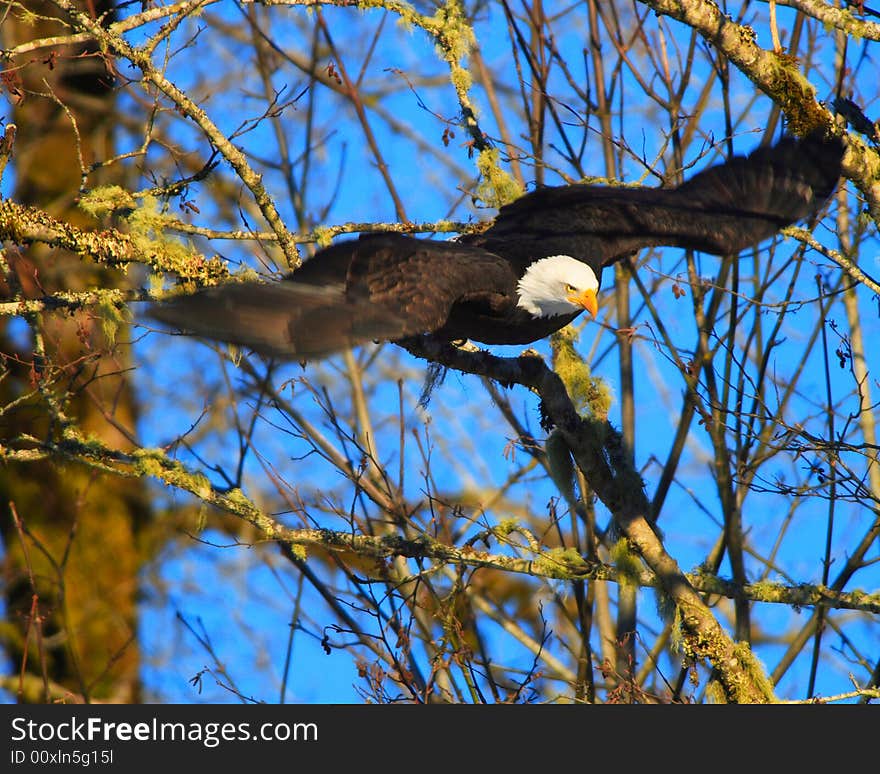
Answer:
148 234 516 359
342 233 516 329
475 132 844 269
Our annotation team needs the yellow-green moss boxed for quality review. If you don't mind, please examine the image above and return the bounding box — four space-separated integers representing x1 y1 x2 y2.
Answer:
132 447 212 500
195 505 208 534
78 185 136 218
224 487 252 508
669 605 685 654
495 518 520 537
126 198 200 271
705 678 727 704
610 539 641 590
430 0 475 62
450 65 473 94
551 326 613 419
312 225 335 248
94 294 124 346
132 448 166 479
533 546 590 579
474 148 523 209
731 642 776 702
763 59 830 137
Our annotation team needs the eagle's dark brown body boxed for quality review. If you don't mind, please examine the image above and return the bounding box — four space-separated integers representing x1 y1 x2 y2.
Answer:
149 133 845 358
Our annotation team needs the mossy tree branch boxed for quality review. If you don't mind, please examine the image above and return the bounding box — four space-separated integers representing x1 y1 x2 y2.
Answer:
0 424 876 618
638 0 880 222
398 338 775 702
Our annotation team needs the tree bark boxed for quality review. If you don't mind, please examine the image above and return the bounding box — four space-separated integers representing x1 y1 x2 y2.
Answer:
1 0 149 703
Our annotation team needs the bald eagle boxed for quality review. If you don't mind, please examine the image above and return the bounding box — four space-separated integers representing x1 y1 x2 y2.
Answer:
148 133 844 359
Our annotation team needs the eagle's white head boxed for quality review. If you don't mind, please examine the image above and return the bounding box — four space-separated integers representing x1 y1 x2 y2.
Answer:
516 255 600 319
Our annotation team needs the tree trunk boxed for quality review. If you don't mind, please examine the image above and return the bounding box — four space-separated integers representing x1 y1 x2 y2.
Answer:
1 0 149 703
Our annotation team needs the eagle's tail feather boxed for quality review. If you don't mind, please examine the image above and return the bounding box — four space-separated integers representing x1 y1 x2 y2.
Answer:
147 281 405 359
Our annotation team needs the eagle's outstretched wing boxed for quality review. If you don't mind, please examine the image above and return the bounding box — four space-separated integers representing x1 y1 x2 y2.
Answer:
148 234 516 359
472 132 845 269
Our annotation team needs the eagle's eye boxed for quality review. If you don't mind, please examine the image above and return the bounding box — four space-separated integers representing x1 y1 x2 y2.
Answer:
564 283 577 293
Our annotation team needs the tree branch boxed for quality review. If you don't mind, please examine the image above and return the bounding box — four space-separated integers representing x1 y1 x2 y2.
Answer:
398 337 777 702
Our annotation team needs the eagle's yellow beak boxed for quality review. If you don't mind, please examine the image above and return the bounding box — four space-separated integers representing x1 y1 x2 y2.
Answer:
569 288 598 318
